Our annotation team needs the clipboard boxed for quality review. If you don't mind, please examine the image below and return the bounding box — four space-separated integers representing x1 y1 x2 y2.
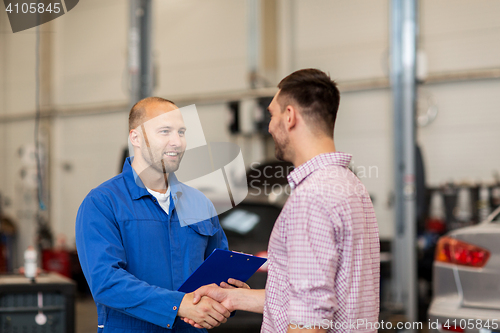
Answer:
177 249 267 293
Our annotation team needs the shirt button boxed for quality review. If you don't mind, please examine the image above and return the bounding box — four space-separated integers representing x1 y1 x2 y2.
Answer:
167 324 170 328
173 306 177 310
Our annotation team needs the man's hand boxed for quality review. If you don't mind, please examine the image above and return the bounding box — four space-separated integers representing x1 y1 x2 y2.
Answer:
180 284 232 329
191 278 249 310
182 279 249 328
220 278 250 290
177 292 230 329
192 284 235 311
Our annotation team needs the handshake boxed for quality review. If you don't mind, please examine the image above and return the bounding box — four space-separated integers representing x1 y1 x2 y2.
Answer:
177 278 253 330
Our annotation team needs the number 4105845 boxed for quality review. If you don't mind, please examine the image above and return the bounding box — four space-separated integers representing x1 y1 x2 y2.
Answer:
5 2 61 14
443 319 498 330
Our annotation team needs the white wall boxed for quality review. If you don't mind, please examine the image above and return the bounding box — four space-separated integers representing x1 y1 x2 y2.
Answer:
51 112 128 244
418 80 500 185
421 0 500 73
0 18 37 116
52 0 128 106
51 0 249 106
294 0 389 81
154 0 248 96
335 89 394 239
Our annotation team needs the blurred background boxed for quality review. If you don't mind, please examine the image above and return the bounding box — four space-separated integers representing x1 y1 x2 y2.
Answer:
1 1 500 332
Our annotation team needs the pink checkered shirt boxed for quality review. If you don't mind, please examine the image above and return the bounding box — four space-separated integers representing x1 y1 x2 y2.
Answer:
262 152 380 333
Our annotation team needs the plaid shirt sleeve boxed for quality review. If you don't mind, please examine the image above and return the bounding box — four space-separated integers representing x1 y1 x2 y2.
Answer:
285 189 341 324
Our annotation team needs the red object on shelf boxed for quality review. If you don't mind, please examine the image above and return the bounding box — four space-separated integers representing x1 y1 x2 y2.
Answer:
42 249 71 278
0 243 6 273
425 218 447 234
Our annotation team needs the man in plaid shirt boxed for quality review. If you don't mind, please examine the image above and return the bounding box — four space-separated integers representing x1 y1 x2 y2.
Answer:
185 68 380 333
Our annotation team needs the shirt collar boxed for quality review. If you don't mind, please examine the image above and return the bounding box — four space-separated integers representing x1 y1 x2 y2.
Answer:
287 152 352 189
122 157 181 201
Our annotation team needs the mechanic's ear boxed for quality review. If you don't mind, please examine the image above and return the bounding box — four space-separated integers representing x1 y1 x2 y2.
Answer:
129 129 141 147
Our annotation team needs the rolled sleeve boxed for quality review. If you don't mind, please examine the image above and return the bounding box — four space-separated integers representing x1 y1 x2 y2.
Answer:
286 191 340 324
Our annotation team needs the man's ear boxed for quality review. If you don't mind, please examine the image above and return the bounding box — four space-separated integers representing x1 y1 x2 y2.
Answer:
129 129 141 148
284 105 297 131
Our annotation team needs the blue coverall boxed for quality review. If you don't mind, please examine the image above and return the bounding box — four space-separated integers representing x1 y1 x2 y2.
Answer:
76 158 229 332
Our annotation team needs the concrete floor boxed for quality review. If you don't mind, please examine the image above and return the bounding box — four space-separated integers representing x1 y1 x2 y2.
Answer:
76 297 98 333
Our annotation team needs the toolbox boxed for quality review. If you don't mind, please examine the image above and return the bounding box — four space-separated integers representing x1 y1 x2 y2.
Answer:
0 272 75 333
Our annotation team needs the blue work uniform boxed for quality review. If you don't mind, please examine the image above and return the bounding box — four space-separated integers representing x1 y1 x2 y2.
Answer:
75 157 229 332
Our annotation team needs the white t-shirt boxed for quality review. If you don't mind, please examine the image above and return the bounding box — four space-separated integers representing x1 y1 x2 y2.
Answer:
146 187 171 215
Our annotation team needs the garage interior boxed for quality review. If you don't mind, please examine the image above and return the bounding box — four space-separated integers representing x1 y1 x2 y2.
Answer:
1 1 500 332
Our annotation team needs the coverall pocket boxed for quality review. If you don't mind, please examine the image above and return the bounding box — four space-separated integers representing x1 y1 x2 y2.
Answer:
186 219 219 237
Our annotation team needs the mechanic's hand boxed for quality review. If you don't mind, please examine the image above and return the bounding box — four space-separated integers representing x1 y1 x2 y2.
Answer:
182 280 250 328
220 278 250 290
177 292 230 329
182 284 235 329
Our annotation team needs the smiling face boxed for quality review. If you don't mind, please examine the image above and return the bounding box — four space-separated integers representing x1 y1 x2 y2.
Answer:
138 102 187 174
268 91 290 162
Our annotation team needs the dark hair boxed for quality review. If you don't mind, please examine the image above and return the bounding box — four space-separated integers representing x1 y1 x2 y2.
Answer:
277 68 340 137
129 97 176 131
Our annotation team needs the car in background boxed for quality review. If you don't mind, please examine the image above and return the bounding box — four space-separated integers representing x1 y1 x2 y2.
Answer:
428 205 500 333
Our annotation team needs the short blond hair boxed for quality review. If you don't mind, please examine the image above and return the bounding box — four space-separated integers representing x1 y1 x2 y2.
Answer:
128 97 176 131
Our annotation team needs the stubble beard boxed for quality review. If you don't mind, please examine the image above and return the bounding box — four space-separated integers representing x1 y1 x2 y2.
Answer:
142 150 184 174
274 142 285 161
160 154 183 174
273 123 289 162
